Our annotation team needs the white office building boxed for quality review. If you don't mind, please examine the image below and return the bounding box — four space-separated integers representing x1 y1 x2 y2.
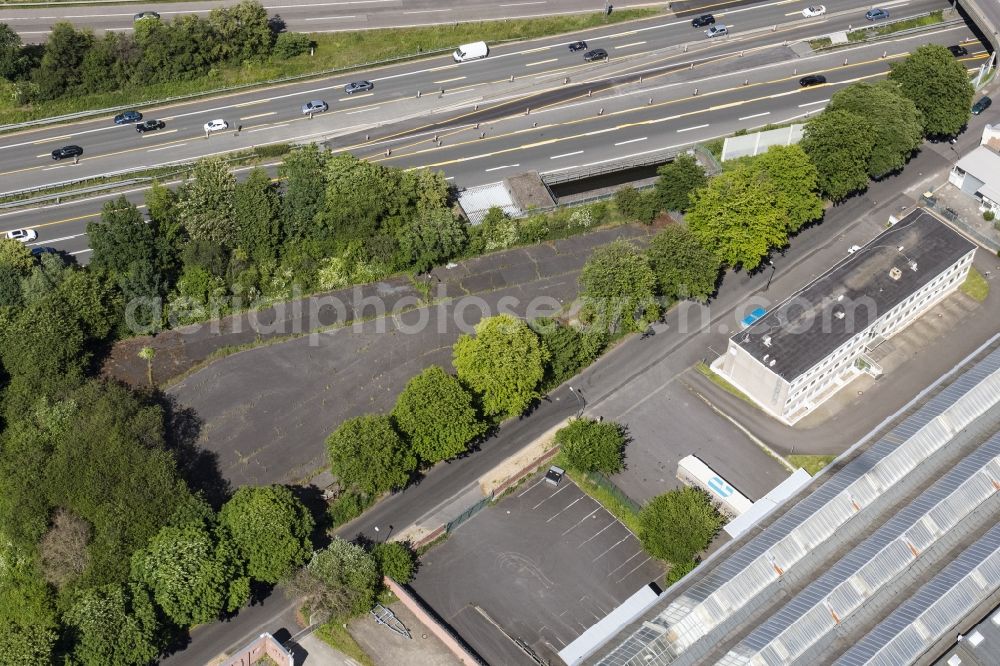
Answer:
711 209 976 424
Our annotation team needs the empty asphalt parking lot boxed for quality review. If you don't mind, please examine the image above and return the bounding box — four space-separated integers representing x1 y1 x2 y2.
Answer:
411 476 663 665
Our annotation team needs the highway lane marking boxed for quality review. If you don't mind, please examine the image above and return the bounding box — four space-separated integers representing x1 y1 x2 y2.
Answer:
403 8 450 13
500 1 548 5
304 15 357 20
338 93 374 101
550 150 584 159
5 0 398 21
614 137 647 146
615 42 647 50
484 163 520 172
248 124 289 132
140 129 179 138
434 77 467 84
798 98 830 107
526 58 559 67
739 111 771 120
70 248 93 256
147 143 187 152
35 134 73 143
677 124 710 132
240 112 277 121
346 107 379 114
877 0 912 8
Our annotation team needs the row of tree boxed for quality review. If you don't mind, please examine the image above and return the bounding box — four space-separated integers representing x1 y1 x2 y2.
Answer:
0 2 312 102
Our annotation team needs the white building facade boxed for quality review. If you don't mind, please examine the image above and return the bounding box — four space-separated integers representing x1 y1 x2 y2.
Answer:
948 123 1000 215
712 209 976 424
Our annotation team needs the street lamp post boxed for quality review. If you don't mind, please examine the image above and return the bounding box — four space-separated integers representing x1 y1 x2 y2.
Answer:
568 386 586 418
765 261 776 291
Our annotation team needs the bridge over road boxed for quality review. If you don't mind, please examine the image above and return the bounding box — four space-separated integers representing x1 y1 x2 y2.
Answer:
959 0 1000 52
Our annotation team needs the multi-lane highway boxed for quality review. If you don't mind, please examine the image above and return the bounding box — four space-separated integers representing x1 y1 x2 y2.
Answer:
1 0 655 42
0 0 985 259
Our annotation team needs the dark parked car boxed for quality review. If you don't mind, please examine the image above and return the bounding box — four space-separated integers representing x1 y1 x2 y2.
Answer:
136 119 165 133
568 41 588 52
51 145 83 160
799 74 827 87
865 8 889 20
948 45 969 57
583 48 608 62
972 96 992 115
31 246 59 257
114 110 142 125
691 14 715 27
343 80 374 94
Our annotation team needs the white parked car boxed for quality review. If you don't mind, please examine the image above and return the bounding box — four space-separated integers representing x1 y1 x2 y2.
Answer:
802 5 826 16
204 119 229 133
5 228 38 243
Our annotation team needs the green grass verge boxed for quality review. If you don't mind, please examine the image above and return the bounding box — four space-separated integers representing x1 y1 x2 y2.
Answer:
0 10 657 126
694 362 756 407
847 10 943 42
808 37 833 50
787 454 836 476
315 620 376 666
566 468 642 534
960 266 990 302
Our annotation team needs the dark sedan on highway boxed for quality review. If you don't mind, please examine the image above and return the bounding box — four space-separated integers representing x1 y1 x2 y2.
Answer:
114 110 142 124
583 48 608 62
948 45 968 57
799 74 827 87
691 14 715 27
136 119 166 133
568 41 588 52
51 145 83 160
865 8 889 20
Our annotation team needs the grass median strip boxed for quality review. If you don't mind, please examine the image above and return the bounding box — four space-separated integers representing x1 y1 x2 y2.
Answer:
0 10 657 126
788 454 836 476
695 361 756 407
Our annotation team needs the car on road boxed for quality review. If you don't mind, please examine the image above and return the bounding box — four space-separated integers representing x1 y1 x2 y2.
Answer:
204 119 228 133
5 229 37 243
972 96 992 115
136 119 165 133
133 11 160 21
31 246 59 257
705 24 729 37
802 5 826 17
799 74 827 87
51 145 83 160
568 41 588 52
583 48 608 61
691 14 715 27
865 8 889 20
948 44 969 57
114 110 142 125
452 41 489 62
302 100 329 114
343 80 374 95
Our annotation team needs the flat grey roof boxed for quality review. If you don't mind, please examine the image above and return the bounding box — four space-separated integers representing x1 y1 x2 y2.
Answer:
933 604 1000 666
733 208 975 382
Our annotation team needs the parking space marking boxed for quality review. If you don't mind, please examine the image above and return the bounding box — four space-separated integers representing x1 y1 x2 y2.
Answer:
518 477 546 498
580 520 618 546
617 555 654 584
607 548 644 576
531 484 568 510
546 497 584 523
561 507 602 536
593 535 629 562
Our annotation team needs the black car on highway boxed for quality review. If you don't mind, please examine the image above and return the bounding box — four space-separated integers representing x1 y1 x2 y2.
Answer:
799 74 827 87
136 119 166 133
51 145 83 160
948 45 968 57
568 41 587 52
972 96 992 115
691 14 715 27
114 110 142 125
583 48 608 62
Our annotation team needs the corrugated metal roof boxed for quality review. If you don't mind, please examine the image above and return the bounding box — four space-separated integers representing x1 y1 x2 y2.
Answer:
456 181 522 225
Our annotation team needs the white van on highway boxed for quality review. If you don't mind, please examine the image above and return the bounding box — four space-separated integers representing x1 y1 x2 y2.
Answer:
453 41 489 62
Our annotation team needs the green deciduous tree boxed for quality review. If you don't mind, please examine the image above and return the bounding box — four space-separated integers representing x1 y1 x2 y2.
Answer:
219 485 314 584
638 487 724 563
0 292 89 383
453 314 549 418
64 583 163 666
532 317 604 386
130 517 249 626
233 167 282 264
555 417 628 474
613 186 658 224
179 157 237 245
31 22 93 99
801 109 873 201
0 237 34 273
288 538 378 619
746 145 823 233
646 225 720 302
398 208 468 273
371 541 416 583
280 144 330 240
392 366 485 464
0 23 28 81
326 414 417 495
827 81 924 178
889 44 974 137
579 239 659 333
208 0 273 63
653 154 707 213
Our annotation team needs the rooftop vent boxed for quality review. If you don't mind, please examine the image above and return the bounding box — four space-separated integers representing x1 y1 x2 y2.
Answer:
769 359 777 367
763 335 772 347
833 305 846 320
909 261 918 272
889 266 903 281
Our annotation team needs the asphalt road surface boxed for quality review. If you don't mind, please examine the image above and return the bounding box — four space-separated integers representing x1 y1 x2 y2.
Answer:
2 0 659 42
